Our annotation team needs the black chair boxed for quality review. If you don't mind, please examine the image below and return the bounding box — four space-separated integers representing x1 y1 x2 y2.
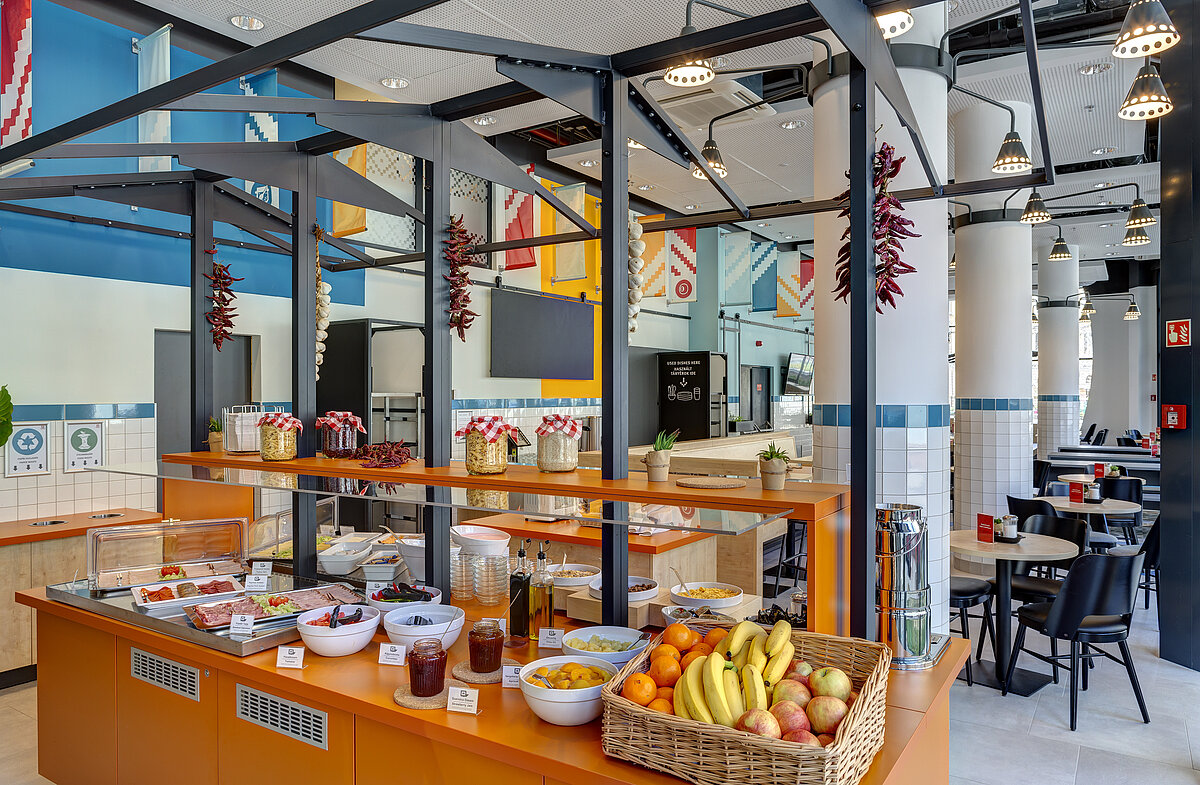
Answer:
1092 428 1109 446
768 520 807 598
1006 495 1058 525
1098 476 1143 545
1033 459 1052 496
1128 429 1143 441
1082 423 1097 444
950 577 996 686
1112 521 1160 609
1003 553 1149 730
1117 436 1138 447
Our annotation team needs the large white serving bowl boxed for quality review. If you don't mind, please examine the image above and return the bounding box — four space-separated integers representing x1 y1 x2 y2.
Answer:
546 563 600 588
383 604 466 651
366 584 442 613
296 605 380 657
397 537 461 582
450 524 511 555
518 655 618 726
669 581 745 609
588 575 659 603
561 626 649 667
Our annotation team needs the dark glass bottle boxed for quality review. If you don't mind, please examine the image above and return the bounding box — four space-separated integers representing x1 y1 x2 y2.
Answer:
506 540 531 646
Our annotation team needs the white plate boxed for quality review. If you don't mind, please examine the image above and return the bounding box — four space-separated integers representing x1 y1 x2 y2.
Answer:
131 575 245 616
669 582 745 609
587 575 658 603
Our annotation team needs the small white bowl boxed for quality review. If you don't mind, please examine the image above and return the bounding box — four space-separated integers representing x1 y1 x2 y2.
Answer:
669 581 745 609
397 538 461 582
547 563 600 587
367 584 442 613
561 626 650 667
383 604 466 651
519 655 618 726
296 605 380 657
588 575 659 603
450 524 511 555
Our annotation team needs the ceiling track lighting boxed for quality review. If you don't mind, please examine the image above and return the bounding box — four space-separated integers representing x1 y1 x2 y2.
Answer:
1119 59 1173 120
951 85 1033 174
1047 224 1072 260
1113 0 1180 58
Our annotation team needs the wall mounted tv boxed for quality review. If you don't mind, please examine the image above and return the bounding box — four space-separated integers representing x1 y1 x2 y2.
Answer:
783 352 814 395
489 288 594 379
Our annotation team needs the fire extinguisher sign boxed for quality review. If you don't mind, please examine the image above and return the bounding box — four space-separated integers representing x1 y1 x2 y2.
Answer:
1167 319 1191 347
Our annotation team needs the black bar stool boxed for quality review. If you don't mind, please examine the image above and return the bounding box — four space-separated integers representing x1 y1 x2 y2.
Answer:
950 576 996 685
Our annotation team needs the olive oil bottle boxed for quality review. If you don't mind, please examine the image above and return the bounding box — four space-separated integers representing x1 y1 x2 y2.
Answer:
506 539 531 647
528 540 555 637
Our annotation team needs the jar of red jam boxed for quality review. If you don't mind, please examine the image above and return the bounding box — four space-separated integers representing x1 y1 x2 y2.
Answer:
408 638 447 697
468 620 504 673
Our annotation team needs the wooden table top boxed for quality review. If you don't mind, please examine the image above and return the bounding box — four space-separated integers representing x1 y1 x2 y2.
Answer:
1035 495 1142 515
470 513 714 555
0 507 161 547
1057 473 1147 485
949 529 1078 561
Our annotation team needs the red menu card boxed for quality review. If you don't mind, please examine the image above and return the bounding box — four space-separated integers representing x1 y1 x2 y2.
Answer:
1093 462 1105 478
977 513 995 543
1142 437 1151 449
1069 482 1085 503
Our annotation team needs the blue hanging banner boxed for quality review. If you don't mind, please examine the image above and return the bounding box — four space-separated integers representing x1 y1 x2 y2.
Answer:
242 70 280 207
750 239 778 311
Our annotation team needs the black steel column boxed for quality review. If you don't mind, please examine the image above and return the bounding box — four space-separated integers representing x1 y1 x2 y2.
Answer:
292 154 319 579
1157 0 1200 670
423 120 453 599
190 181 215 453
847 58 877 640
600 71 631 626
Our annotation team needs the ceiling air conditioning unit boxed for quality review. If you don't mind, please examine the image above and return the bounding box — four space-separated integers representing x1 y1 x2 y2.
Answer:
657 80 776 131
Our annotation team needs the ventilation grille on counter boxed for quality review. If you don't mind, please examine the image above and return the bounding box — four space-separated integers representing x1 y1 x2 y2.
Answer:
235 684 327 749
130 648 200 701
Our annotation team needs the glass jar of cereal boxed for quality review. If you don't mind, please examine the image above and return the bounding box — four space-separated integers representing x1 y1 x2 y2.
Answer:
456 416 513 475
535 414 581 472
257 414 303 461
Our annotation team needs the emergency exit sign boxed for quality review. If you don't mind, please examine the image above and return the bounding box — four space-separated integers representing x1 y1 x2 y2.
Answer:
1167 319 1191 347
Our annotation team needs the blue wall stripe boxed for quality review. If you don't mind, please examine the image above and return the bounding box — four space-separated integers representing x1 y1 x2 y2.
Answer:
13 403 154 421
813 403 952 428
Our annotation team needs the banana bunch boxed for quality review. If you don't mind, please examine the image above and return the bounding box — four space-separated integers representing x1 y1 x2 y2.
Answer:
675 619 793 727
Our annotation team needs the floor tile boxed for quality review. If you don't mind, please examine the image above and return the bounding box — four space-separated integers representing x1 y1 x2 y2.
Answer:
950 679 1039 732
1073 748 1200 785
950 719 1080 785
1030 689 1192 769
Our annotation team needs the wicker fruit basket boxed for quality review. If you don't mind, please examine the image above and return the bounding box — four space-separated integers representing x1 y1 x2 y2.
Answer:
600 620 889 785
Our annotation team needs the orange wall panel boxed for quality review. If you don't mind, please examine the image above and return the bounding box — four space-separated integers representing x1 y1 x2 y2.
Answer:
356 718 541 785
163 478 253 521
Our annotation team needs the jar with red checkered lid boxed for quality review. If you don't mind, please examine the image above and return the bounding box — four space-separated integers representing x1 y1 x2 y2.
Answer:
256 413 303 461
534 415 581 472
455 416 514 475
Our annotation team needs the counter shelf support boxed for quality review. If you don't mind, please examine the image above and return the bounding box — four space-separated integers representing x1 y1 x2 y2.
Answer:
291 155 319 579
190 180 216 453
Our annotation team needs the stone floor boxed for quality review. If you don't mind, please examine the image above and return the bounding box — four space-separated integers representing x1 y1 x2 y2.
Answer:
0 681 48 785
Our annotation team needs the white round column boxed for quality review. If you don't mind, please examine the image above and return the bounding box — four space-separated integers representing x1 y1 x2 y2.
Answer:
1084 297 1135 438
1131 284 1158 434
1036 243 1080 459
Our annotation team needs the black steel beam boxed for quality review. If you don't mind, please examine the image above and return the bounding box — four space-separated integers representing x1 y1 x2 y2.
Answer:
0 0 450 165
296 130 362 155
357 23 610 71
0 170 194 198
496 59 603 123
30 141 298 158
1017 0 1054 186
292 155 319 581
163 94 432 116
190 182 216 453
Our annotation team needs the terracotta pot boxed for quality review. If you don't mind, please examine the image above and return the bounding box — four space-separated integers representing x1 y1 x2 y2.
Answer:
207 432 224 452
643 450 671 482
759 457 788 490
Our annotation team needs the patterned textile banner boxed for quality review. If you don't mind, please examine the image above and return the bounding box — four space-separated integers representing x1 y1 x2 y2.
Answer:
1 0 33 147
503 164 537 270
641 227 667 297
750 239 778 312
242 71 279 207
553 182 586 281
135 24 171 173
668 228 698 303
331 144 367 237
776 250 815 318
723 231 752 305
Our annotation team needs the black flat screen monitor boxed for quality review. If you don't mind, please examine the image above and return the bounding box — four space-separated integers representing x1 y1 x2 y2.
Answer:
783 352 814 395
489 289 594 379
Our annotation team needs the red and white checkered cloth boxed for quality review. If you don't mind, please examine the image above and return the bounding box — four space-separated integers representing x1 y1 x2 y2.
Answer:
1 0 32 146
257 413 304 432
455 415 514 443
535 414 582 439
315 411 366 433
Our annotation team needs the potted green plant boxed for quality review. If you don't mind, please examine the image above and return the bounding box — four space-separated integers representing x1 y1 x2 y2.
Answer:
0 386 12 449
208 416 224 452
757 442 790 491
642 429 679 482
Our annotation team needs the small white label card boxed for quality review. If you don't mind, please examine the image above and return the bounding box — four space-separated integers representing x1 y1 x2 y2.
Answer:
230 614 255 637
276 645 305 669
244 574 271 593
366 581 389 597
537 628 564 649
446 686 480 715
378 643 407 666
502 665 522 688
251 561 273 576
482 617 507 635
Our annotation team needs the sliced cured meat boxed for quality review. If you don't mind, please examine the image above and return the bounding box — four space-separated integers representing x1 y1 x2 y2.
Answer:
199 580 235 595
176 583 200 598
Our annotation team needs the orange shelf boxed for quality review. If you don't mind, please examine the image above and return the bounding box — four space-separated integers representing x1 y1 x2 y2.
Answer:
470 512 714 554
0 507 160 547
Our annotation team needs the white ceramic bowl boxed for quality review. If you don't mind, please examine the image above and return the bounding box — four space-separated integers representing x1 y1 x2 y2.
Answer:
450 524 511 555
519 655 618 726
661 605 736 627
383 604 466 651
397 537 461 582
316 541 372 574
296 605 380 657
669 581 745 609
561 626 650 667
546 563 600 587
367 584 442 613
588 575 659 603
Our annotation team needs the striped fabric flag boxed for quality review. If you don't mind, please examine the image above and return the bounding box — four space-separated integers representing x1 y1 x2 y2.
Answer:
750 239 778 312
668 228 698 303
134 24 171 172
553 182 586 281
723 231 752 305
776 250 815 318
242 71 279 207
503 164 537 270
331 144 367 237
641 227 668 297
1 0 32 147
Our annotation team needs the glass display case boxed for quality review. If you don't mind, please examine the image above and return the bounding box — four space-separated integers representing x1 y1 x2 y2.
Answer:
87 517 248 591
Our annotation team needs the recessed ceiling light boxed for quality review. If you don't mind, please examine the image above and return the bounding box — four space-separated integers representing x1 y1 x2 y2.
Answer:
1105 242 1119 247
379 77 409 89
229 15 265 31
1099 223 1114 228
1091 146 1118 156
780 119 806 130
627 139 646 149
1094 181 1115 189
472 115 498 127
636 183 654 191
684 204 700 210
579 159 599 168
1098 199 1114 205
1106 251 1118 256
783 234 796 240
756 222 770 228
1079 62 1113 76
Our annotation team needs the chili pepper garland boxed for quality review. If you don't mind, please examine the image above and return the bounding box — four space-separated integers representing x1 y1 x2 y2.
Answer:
832 142 920 312
444 215 484 341
203 248 244 351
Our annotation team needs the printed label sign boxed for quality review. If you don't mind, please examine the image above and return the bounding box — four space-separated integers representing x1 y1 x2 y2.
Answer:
244 575 270 593
447 686 480 714
1167 319 1191 347
65 421 104 472
502 665 522 688
1069 482 1085 503
379 643 407 666
537 628 564 648
5 422 49 478
230 614 255 637
252 561 273 575
276 646 305 669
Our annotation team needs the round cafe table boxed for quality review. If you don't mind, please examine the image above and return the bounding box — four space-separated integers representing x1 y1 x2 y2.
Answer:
1034 496 1142 516
1057 473 1146 485
949 529 1078 695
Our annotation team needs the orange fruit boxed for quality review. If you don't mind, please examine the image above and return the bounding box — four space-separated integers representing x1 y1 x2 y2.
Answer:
646 698 674 714
680 651 706 671
704 628 728 648
648 656 682 688
663 623 693 651
620 673 657 706
649 643 681 662
689 642 714 657
656 686 675 702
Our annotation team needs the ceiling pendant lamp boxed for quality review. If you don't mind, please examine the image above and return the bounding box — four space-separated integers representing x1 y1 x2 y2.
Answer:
664 59 715 87
876 10 914 40
1032 307 1039 324
1119 61 1173 120
1048 226 1072 260
1122 226 1152 246
1125 301 1142 320
1126 197 1156 227
992 131 1033 174
1081 295 1096 316
1113 0 1180 58
1080 310 1091 323
691 138 727 180
1021 190 1051 224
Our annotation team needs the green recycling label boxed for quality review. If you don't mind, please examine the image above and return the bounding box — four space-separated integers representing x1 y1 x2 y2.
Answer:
66 421 104 472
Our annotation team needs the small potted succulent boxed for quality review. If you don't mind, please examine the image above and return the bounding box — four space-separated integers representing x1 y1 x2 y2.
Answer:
757 442 790 491
207 416 224 452
643 429 680 482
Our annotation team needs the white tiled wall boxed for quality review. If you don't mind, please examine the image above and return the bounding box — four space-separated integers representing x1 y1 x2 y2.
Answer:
1037 399 1081 460
0 417 159 523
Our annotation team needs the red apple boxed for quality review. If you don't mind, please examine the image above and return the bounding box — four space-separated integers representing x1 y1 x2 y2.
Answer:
772 678 813 709
806 695 849 734
785 658 814 684
782 729 821 745
770 700 812 735
847 690 859 708
808 667 852 701
817 733 836 747
735 708 782 739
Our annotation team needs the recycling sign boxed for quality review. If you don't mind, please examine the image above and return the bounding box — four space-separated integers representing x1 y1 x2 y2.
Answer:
66 421 104 472
6 422 50 477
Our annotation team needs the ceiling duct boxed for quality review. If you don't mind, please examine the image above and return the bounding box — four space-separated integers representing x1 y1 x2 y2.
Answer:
657 80 776 131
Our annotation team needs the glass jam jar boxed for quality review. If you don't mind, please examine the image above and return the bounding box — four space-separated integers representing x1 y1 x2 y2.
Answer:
535 415 580 472
259 424 297 461
467 620 504 673
408 638 448 698
464 430 508 474
321 424 358 458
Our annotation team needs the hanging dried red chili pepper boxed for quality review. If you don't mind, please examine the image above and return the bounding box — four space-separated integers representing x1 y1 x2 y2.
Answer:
831 142 920 313
203 248 244 351
444 215 484 341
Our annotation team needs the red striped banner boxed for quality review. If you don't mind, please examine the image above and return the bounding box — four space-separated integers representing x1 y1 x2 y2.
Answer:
1 0 33 146
504 164 536 270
